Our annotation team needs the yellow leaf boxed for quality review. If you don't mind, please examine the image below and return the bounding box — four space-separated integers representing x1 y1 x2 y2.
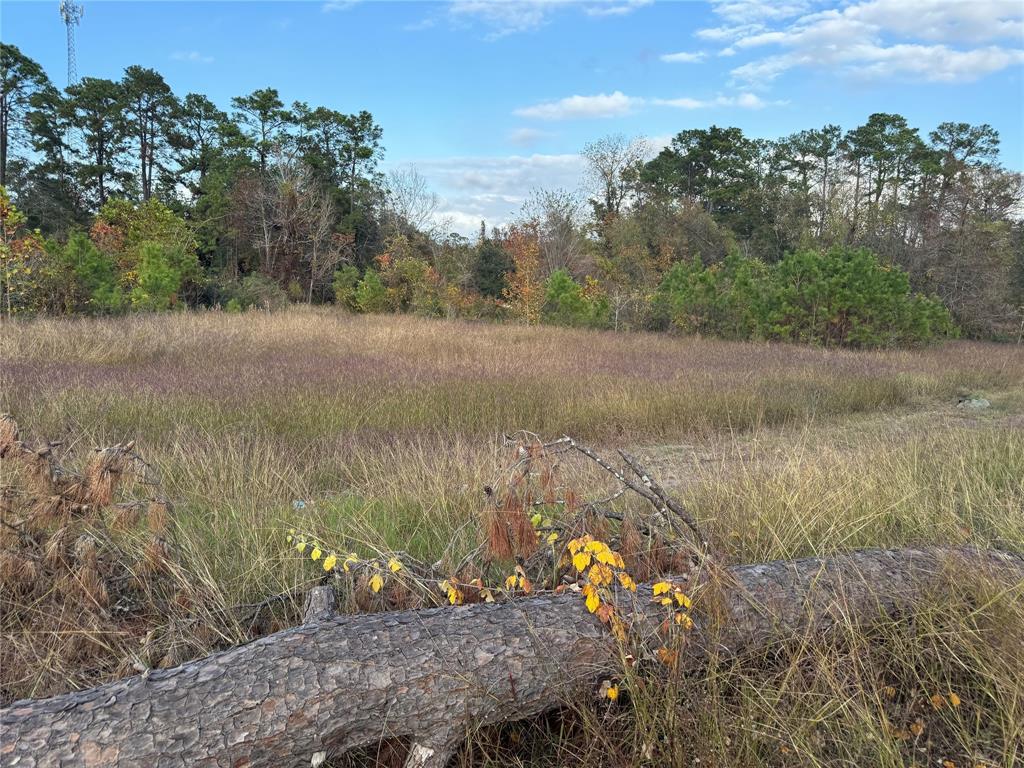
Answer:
584 540 608 554
948 691 961 707
930 693 946 710
481 588 495 603
653 581 672 596
567 536 588 555
617 572 637 591
323 553 337 571
572 551 592 572
943 761 956 768
388 557 403 573
589 563 613 586
674 612 694 630
343 553 359 572
909 719 924 737
673 591 692 609
659 597 674 606
296 541 307 554
585 590 600 613
447 586 462 605
369 573 383 593
505 574 518 590
595 549 623 568
656 647 678 667
605 684 618 701
310 547 322 561
286 535 293 543
530 513 543 527
546 531 559 544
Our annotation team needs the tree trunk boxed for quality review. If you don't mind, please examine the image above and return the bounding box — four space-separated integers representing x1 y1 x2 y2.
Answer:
2 547 1021 768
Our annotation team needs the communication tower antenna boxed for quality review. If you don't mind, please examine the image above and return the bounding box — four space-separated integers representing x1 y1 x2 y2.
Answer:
59 1 84 86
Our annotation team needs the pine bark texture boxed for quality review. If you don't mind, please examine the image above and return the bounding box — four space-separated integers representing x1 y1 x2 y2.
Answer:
2 547 1021 768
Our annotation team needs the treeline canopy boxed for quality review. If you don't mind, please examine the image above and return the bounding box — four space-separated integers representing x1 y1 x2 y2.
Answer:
2 43 1022 341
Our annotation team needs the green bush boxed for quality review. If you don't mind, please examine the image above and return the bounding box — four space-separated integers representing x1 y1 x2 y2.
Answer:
58 232 124 314
129 242 199 311
656 246 956 348
542 269 610 329
332 265 361 310
217 274 289 311
355 268 388 313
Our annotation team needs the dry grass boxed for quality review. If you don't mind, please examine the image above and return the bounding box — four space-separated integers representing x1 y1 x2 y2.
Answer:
2 307 1023 765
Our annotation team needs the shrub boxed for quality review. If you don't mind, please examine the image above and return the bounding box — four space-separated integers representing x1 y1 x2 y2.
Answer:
216 274 289 311
333 265 361 310
60 231 124 314
767 247 956 347
128 242 197 311
355 268 388 313
656 246 956 348
542 269 610 329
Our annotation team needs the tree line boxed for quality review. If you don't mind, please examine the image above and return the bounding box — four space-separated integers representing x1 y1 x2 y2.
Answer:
2 42 1022 345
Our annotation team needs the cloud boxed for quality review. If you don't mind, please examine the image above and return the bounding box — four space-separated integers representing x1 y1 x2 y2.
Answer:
394 152 586 235
514 91 641 120
653 92 783 109
704 0 1024 85
322 1 360 12
660 51 707 63
171 50 214 64
447 0 651 38
585 0 654 17
508 127 553 146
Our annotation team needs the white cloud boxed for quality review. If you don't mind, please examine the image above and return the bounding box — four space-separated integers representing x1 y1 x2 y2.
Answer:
171 50 214 64
322 1 360 12
709 0 1024 85
508 127 553 146
660 51 707 63
395 153 586 235
514 91 642 120
447 0 651 37
653 92 783 109
585 0 654 17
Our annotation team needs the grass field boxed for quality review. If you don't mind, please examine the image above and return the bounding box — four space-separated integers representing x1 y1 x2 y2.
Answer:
2 308 1023 767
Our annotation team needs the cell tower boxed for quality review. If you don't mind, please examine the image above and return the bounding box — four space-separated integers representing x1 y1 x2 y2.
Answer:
59 1 84 86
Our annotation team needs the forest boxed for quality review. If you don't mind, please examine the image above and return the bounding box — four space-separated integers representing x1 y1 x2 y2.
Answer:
2 41 1023 345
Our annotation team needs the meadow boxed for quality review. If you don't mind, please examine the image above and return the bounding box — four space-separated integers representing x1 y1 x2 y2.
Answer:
2 308 1023 767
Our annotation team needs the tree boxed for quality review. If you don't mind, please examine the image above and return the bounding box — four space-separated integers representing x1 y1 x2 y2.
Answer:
231 88 291 175
65 77 130 208
472 235 513 299
522 188 588 277
235 150 345 298
0 187 45 316
581 134 648 223
1 44 52 188
169 93 236 193
338 110 383 217
120 66 177 201
503 221 543 325
3 547 1019 768
384 166 440 238
18 84 83 234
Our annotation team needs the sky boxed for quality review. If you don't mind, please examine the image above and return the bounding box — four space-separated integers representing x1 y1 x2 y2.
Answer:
3 0 1023 233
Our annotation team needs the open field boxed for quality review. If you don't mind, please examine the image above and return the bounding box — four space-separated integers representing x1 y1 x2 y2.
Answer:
2 308 1024 767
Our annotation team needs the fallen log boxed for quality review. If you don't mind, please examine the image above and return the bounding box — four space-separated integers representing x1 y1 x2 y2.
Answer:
2 547 1022 768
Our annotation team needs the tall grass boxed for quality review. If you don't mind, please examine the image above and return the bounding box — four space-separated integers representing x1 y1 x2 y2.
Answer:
2 308 1022 765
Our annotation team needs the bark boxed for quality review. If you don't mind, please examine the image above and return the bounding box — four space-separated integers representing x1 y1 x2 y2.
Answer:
2 547 1021 768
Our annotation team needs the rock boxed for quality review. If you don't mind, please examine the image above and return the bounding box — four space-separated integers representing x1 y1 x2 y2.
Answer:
957 397 990 410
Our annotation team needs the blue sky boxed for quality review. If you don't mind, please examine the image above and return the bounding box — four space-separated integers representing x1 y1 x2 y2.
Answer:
3 0 1023 232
